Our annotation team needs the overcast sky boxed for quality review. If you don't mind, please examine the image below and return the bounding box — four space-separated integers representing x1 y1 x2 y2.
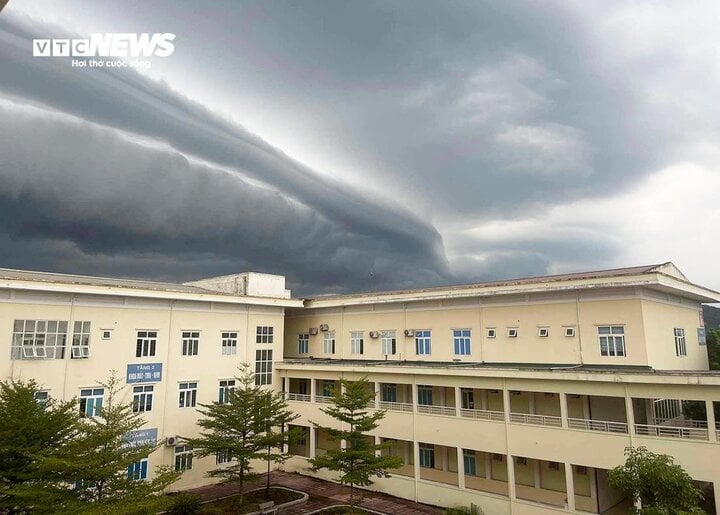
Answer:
1 1 719 295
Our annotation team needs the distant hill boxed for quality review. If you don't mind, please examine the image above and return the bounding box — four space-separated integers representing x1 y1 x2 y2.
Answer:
704 305 720 329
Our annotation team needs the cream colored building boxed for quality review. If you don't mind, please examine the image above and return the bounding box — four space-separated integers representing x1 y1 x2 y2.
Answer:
279 263 720 514
3 263 720 513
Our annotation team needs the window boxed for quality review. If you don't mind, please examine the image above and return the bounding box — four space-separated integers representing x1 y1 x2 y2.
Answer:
221 331 238 355
132 385 153 413
136 331 157 357
419 444 435 468
417 385 433 406
12 320 68 360
350 331 364 355
674 328 687 357
71 321 91 359
101 330 112 340
298 334 309 354
322 380 335 397
453 329 471 355
216 450 231 464
323 332 336 354
181 331 199 356
463 449 477 476
381 330 397 355
564 327 576 337
576 465 588 475
218 379 235 404
174 445 193 471
507 328 518 338
548 461 560 471
255 349 273 385
79 388 104 417
516 457 528 466
34 391 49 404
381 384 397 403
493 453 504 462
256 326 274 344
461 388 475 409
598 326 626 357
127 458 148 480
537 327 549 338
486 328 496 338
415 330 431 355
178 382 198 408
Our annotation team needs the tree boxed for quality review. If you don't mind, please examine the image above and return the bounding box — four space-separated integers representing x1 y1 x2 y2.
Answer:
0 379 78 513
15 373 180 514
309 377 403 509
706 328 720 370
187 364 300 507
608 446 703 514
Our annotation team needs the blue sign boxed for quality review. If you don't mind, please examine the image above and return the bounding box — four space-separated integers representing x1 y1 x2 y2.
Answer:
124 427 158 447
126 363 163 383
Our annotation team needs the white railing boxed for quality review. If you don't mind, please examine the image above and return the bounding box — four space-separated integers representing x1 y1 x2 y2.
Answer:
417 404 457 417
459 408 505 422
509 412 562 427
656 417 708 428
285 393 311 402
378 401 414 412
315 395 334 404
567 417 628 434
634 423 708 440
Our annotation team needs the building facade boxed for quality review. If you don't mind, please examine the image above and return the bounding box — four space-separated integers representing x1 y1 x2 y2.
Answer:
2 263 720 513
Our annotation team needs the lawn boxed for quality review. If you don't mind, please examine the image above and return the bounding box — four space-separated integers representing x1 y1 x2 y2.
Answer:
200 487 303 514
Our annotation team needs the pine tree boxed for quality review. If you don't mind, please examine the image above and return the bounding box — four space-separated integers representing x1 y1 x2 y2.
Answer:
17 373 181 514
309 377 403 508
187 363 300 507
0 379 78 513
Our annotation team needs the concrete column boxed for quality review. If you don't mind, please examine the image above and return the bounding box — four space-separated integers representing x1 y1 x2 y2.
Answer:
533 460 541 488
457 447 466 489
374 435 381 457
441 446 448 471
645 399 655 425
310 379 317 403
706 400 717 442
404 441 411 466
624 388 636 437
374 381 380 408
455 386 462 416
582 395 591 420
413 441 421 481
481 389 488 410
341 381 347 396
507 454 517 501
560 392 569 428
529 392 536 415
485 453 492 479
503 388 511 422
564 462 576 511
590 467 598 501
714 482 720 515
412 383 418 412
309 426 317 458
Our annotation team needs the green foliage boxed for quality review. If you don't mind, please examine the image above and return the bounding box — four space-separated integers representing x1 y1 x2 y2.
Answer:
444 504 485 515
167 492 204 515
706 328 720 370
309 377 403 507
0 379 79 512
7 373 180 514
608 447 702 514
187 363 300 505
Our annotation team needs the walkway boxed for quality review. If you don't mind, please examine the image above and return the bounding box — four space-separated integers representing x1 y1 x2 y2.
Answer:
186 470 444 515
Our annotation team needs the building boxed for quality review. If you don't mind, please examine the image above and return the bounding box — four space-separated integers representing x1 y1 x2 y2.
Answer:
2 263 720 513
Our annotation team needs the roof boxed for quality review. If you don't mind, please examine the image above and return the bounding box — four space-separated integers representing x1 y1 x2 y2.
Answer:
0 267 303 307
299 262 720 307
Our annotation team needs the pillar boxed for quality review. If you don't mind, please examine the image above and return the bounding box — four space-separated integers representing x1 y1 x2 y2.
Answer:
529 391 536 414
455 386 462 415
533 460 541 488
507 453 517 501
560 392 569 428
374 435 381 457
706 400 717 442
485 453 492 479
413 441 421 481
564 462 576 511
582 395 591 420
714 481 720 515
374 381 380 408
412 383 418 412
503 388 511 422
309 426 317 458
310 379 317 403
481 389 488 410
457 447 466 489
625 388 635 437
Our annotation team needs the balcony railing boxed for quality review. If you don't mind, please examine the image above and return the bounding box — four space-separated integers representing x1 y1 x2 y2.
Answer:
315 395 334 404
417 404 457 417
378 401 414 412
634 423 708 440
460 408 505 422
285 393 311 402
509 412 562 427
567 417 628 434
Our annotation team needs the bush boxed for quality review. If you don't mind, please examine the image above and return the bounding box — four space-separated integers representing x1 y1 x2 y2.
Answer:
167 493 203 515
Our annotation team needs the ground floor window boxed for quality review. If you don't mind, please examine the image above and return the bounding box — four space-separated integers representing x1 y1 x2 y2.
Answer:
174 445 193 471
127 458 148 480
463 449 477 476
419 443 435 468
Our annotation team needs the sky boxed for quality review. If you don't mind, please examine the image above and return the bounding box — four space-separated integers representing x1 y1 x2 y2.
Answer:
0 0 719 295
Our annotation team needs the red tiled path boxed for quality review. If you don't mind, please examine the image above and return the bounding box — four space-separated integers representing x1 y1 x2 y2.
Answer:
186 470 443 515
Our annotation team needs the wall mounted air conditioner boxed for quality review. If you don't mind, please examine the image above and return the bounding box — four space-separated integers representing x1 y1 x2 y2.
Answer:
369 331 380 339
165 436 179 447
319 324 329 332
404 329 415 337
309 327 319 335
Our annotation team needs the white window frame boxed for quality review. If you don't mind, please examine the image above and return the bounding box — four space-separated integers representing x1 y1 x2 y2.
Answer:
174 445 193 471
128 458 148 480
598 325 626 357
178 382 198 408
415 330 431 355
34 390 49 403
71 321 91 359
453 329 472 356
79 387 104 417
674 328 687 357
323 332 336 354
221 331 238 355
255 349 273 385
381 330 397 356
486 328 496 338
256 326 274 344
537 327 549 338
101 329 112 340
350 331 364 355
215 450 231 464
419 443 435 468
136 331 157 358
12 320 68 360
564 327 576 337
132 385 154 413
298 333 309 354
507 327 518 338
218 379 235 404
181 331 200 356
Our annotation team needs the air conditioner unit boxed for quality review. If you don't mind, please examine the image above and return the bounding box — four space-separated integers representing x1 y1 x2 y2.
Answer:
404 329 415 337
319 324 329 332
369 331 380 339
165 436 179 447
309 327 319 335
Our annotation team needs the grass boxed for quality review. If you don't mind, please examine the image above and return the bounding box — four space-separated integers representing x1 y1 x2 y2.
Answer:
200 487 303 514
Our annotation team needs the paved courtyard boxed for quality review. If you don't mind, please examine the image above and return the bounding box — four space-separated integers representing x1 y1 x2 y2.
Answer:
187 470 444 515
